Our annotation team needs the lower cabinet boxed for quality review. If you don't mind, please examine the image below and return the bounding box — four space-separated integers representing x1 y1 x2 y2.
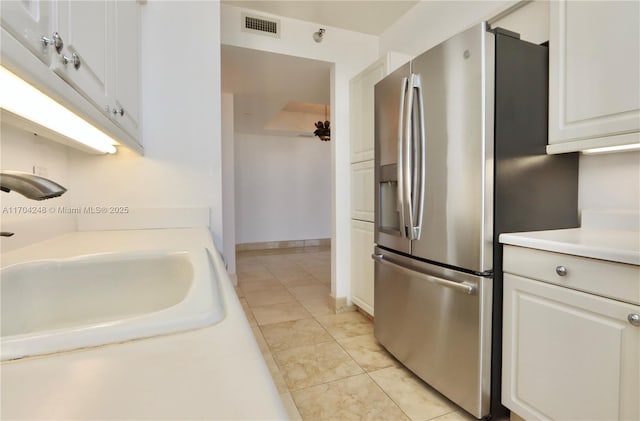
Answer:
350 220 374 316
502 261 640 420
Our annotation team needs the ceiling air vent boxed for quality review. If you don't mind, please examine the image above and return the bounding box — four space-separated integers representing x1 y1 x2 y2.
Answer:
242 13 280 38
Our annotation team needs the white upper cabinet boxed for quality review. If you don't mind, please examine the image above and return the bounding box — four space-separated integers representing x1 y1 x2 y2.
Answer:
54 0 139 140
1 0 142 152
548 0 640 153
0 0 53 65
350 59 384 163
54 1 111 113
112 0 140 139
350 52 413 163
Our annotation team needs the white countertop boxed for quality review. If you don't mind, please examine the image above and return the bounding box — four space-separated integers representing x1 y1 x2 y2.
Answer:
1 228 287 420
500 228 640 265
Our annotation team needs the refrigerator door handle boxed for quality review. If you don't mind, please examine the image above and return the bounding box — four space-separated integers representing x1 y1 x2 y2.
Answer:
372 254 478 295
397 77 409 238
403 74 415 239
409 73 426 240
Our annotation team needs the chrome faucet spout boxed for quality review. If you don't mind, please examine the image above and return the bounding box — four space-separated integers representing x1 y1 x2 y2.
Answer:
0 170 67 200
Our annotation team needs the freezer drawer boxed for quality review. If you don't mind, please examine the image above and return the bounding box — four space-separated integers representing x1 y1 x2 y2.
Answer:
373 248 493 418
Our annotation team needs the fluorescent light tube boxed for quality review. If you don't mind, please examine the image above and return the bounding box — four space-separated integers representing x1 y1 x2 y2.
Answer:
582 143 640 155
0 66 117 154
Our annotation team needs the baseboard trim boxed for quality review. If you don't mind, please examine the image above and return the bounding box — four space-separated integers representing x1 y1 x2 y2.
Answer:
228 273 238 287
329 295 356 314
236 238 330 252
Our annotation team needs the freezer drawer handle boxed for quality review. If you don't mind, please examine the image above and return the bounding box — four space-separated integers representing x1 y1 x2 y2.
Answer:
372 254 477 295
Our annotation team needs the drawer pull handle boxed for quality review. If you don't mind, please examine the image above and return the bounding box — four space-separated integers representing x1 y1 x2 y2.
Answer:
555 266 568 276
62 52 81 70
41 32 63 54
629 314 640 327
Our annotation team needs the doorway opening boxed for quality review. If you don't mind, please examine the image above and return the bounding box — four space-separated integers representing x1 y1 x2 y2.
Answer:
220 45 332 290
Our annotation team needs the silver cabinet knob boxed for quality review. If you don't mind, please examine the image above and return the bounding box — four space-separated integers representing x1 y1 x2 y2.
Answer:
629 314 640 326
112 107 125 117
62 52 81 70
555 266 568 276
41 32 63 53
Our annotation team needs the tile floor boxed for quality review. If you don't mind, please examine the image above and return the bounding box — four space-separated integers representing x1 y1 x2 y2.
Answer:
235 246 477 421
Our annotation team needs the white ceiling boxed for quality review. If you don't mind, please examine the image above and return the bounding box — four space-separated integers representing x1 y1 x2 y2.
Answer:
221 0 419 36
221 45 331 136
221 1 418 136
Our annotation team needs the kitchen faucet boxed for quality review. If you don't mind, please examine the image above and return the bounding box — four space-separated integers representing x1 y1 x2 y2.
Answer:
0 170 67 237
0 170 67 200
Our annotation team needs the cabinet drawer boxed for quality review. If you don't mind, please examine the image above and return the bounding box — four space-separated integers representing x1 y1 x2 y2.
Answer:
503 245 640 305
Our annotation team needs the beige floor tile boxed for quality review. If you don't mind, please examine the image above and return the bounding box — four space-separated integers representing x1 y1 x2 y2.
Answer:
273 341 363 390
314 275 331 285
238 278 283 294
431 410 476 421
280 392 303 421
300 265 330 275
316 311 374 339
261 257 298 268
263 353 289 394
239 298 257 326
369 366 456 421
298 297 334 317
244 288 296 307
234 286 244 298
288 284 331 300
260 318 334 352
268 266 308 279
252 301 313 326
337 333 400 372
264 263 301 272
235 257 264 267
251 326 270 356
278 275 319 288
236 269 275 282
292 374 409 421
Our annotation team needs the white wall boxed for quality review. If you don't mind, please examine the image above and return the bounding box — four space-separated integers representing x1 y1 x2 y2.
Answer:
221 3 379 300
221 93 236 274
579 151 640 212
67 1 224 247
234 133 331 244
491 0 549 44
379 1 518 56
0 124 76 252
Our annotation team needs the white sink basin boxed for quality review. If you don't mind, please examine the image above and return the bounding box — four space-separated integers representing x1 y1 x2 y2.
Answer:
1 248 225 361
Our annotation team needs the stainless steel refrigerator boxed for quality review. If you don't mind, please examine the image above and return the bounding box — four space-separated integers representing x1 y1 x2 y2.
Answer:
373 22 579 419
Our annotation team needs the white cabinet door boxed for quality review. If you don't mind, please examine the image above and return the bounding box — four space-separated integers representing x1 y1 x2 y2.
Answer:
112 0 140 138
54 0 112 112
350 160 374 222
351 220 374 316
350 60 385 163
0 0 53 64
548 0 640 153
503 274 640 421
350 52 412 163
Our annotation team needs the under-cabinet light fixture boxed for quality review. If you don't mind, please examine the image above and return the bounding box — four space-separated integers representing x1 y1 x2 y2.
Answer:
0 66 117 154
582 143 640 155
